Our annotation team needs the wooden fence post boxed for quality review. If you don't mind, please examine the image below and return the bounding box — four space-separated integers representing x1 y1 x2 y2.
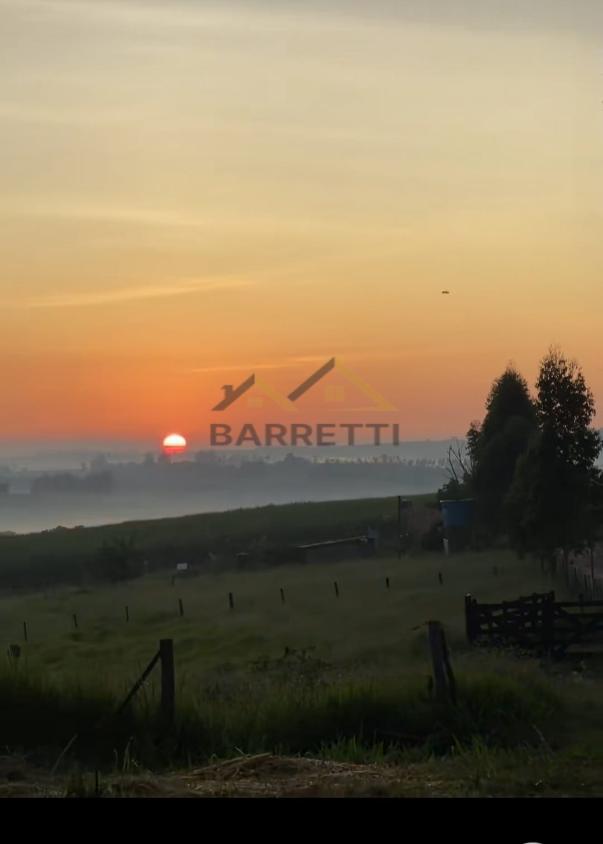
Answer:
440 625 457 705
229 592 234 610
438 571 443 585
125 606 129 623
159 639 175 726
428 621 455 704
72 613 78 630
178 598 184 618
464 594 475 643
385 577 390 589
333 581 340 598
397 496 402 560
541 592 555 654
23 621 28 643
280 588 286 604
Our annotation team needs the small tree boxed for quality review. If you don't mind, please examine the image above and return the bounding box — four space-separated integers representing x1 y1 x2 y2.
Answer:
439 436 474 499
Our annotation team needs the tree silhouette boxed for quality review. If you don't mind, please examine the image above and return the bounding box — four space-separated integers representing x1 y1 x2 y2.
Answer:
442 366 536 537
506 348 602 562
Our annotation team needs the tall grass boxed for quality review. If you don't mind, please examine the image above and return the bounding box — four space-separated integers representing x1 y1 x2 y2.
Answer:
0 659 561 770
0 537 571 774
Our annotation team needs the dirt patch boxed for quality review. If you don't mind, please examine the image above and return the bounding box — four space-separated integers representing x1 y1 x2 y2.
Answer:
0 755 63 798
122 755 449 798
0 753 447 798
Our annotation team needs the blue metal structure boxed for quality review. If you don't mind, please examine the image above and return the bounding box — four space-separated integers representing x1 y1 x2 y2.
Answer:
440 498 475 529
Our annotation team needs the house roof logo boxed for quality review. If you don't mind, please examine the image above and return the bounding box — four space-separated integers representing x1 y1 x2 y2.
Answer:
212 373 293 413
212 357 396 412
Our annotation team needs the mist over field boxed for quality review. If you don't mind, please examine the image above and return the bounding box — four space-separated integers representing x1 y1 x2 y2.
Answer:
0 440 450 534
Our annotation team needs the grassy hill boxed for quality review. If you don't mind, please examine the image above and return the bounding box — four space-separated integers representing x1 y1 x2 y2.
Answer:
0 494 435 589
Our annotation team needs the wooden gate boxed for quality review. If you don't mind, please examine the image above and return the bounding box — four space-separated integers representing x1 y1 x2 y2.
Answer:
465 591 603 656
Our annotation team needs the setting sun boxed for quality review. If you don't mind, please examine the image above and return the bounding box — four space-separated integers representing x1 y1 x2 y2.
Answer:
162 433 188 455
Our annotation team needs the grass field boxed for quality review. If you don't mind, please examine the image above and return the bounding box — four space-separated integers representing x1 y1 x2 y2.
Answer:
2 500 603 795
0 547 577 763
0 547 562 688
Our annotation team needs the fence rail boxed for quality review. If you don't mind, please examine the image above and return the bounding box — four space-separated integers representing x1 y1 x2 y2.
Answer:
465 590 603 656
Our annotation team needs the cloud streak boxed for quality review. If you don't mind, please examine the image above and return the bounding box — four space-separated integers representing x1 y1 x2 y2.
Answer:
4 0 599 39
188 352 401 374
8 279 251 309
0 103 139 127
189 356 330 374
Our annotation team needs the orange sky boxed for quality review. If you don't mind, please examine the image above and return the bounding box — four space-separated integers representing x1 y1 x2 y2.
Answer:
1 1 602 443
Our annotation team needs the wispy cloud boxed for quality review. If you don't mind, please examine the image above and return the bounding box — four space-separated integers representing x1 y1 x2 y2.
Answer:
0 103 139 127
4 0 595 40
9 279 251 309
189 352 399 374
189 356 329 374
2 0 350 34
4 200 397 237
4 201 213 230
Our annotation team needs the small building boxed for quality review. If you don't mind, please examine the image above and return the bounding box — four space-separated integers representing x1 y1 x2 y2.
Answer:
296 534 377 565
174 562 197 577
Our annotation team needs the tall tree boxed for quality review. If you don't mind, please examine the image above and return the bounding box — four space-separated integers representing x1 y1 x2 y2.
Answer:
480 367 536 443
535 347 600 469
506 348 602 561
471 367 536 534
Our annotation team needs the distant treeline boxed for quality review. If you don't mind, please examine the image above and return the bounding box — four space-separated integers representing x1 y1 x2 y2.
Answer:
5 454 447 498
30 471 114 495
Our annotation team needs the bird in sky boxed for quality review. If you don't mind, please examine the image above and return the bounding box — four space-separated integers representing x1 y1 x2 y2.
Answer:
441 290 450 295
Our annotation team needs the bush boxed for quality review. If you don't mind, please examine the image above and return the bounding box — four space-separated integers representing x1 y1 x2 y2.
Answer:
91 538 144 583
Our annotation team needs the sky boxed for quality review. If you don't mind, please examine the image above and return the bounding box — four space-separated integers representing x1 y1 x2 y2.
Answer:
1 0 602 444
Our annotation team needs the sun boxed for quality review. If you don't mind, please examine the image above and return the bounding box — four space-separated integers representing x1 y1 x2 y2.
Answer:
162 433 188 456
